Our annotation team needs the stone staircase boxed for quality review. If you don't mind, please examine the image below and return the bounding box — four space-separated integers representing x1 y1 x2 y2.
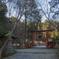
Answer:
38 43 46 46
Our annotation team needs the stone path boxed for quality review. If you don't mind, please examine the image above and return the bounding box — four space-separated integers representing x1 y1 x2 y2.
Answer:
3 47 58 59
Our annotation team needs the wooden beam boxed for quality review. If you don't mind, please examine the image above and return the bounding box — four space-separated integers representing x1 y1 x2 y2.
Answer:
30 34 52 36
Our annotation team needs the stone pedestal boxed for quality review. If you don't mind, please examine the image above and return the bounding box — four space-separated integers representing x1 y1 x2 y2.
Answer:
19 41 26 49
3 44 15 53
54 43 59 49
3 39 16 54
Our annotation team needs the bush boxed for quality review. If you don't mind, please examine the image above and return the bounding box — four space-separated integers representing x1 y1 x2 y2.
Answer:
0 27 8 43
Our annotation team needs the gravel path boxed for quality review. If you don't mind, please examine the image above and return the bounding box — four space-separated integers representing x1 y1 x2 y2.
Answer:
3 47 58 59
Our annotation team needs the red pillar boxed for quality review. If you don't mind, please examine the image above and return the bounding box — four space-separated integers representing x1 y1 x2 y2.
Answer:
46 32 48 46
32 32 34 44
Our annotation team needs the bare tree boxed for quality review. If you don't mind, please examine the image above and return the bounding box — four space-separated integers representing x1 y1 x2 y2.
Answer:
37 0 57 29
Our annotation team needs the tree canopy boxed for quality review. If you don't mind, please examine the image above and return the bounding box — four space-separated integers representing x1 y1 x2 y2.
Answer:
0 2 7 22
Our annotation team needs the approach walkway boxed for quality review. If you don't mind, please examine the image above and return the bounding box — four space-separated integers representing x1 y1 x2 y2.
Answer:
3 47 58 59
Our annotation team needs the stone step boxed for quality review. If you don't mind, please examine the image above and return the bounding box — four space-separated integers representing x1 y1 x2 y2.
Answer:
38 43 46 46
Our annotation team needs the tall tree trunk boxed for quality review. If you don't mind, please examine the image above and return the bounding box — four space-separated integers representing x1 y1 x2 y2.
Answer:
0 51 1 59
25 0 27 43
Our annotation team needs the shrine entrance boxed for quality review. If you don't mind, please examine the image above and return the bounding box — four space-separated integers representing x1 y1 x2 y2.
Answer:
30 30 54 47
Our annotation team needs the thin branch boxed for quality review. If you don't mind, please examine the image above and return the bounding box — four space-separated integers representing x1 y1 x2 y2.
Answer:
37 2 56 29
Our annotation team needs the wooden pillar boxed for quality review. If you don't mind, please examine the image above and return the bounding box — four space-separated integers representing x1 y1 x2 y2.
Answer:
32 32 34 44
46 32 48 46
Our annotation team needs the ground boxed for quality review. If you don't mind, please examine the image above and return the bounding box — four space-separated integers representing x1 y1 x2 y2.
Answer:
3 46 58 59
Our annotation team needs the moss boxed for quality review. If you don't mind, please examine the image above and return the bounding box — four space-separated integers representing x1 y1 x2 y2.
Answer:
2 51 17 58
56 50 59 59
